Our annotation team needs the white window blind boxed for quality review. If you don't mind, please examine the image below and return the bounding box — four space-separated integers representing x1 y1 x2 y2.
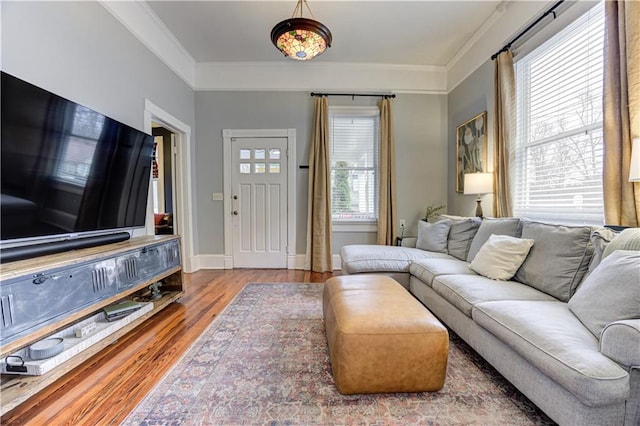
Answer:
56 105 104 186
329 107 379 222
513 2 604 225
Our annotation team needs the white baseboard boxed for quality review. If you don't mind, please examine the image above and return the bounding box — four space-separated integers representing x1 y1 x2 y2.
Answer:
333 254 342 271
290 254 342 271
190 254 342 272
183 256 198 273
192 255 231 270
288 254 304 270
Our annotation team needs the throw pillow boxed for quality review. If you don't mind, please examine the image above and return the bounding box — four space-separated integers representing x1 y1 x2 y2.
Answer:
588 228 618 273
441 215 482 261
154 213 165 225
469 234 535 280
466 217 521 262
568 250 640 338
602 228 640 259
514 221 593 302
416 219 452 253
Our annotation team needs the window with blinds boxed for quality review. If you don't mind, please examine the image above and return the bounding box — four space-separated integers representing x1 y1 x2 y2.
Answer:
329 107 379 222
56 105 104 186
513 2 604 225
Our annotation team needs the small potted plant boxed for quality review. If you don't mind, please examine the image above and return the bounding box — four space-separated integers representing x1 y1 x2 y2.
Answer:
423 204 446 222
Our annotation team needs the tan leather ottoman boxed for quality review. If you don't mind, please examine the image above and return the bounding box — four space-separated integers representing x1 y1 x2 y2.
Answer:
323 275 449 394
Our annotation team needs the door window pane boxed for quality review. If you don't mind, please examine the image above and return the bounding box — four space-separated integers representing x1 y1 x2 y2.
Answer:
240 163 251 174
269 163 281 173
240 149 251 160
255 163 266 173
254 149 266 160
269 149 281 160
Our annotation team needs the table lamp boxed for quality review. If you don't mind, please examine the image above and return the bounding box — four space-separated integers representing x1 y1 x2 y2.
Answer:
464 172 493 217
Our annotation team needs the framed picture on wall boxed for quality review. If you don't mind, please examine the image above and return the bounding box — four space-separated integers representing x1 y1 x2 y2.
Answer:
456 111 487 193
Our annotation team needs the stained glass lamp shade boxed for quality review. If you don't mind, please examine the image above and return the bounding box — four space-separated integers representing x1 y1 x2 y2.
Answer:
271 17 332 61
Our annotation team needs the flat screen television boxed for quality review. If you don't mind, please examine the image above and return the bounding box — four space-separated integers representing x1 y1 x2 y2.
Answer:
1 71 154 247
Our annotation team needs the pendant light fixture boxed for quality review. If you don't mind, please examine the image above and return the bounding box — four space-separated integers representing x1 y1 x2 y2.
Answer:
271 0 332 61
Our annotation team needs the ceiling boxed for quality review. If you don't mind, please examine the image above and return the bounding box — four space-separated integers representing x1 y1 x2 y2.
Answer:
146 1 503 66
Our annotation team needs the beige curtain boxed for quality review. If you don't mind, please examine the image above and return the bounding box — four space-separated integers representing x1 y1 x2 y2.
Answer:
493 50 515 218
603 0 640 227
377 98 397 245
305 97 333 272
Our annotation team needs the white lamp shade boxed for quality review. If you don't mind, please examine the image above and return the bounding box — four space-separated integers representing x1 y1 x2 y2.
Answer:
464 173 493 195
630 137 640 182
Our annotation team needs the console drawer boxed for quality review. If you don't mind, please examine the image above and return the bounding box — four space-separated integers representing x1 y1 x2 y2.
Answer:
116 239 180 289
0 258 118 345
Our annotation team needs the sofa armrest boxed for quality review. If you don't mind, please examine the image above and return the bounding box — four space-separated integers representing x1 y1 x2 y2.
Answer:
600 319 640 367
400 237 417 248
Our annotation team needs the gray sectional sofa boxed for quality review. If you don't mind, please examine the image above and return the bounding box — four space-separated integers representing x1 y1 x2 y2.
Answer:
340 217 640 426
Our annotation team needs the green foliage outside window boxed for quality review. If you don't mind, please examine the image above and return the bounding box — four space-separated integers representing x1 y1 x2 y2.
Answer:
333 161 351 212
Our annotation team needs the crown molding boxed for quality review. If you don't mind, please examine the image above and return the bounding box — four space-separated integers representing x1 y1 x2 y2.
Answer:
100 0 555 95
445 4 506 75
195 61 447 93
99 0 196 88
446 1 550 92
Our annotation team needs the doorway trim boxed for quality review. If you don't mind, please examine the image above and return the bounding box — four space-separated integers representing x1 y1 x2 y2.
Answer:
144 99 195 272
222 129 297 269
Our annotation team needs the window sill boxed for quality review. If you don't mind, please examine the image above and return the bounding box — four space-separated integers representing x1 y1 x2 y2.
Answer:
332 222 377 233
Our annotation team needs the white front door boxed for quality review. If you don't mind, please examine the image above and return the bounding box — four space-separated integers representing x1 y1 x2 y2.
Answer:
231 137 288 268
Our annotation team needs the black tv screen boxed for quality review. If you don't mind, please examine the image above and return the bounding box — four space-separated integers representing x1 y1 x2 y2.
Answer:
1 72 154 242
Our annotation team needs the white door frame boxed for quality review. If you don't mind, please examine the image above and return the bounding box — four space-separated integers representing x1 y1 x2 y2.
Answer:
143 99 195 273
223 129 296 269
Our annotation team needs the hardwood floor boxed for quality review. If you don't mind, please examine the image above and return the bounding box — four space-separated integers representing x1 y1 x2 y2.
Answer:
1 269 336 426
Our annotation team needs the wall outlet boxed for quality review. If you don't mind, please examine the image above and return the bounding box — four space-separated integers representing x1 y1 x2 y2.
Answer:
399 219 406 228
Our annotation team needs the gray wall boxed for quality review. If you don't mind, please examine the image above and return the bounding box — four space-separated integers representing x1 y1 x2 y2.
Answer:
1 2 194 133
194 91 312 255
194 92 447 255
2 0 449 259
2 0 196 245
447 59 495 217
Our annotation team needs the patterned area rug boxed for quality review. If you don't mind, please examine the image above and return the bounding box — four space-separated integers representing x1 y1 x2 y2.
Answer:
124 283 555 425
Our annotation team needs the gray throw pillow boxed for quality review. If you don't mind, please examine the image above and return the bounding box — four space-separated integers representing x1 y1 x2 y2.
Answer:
443 216 481 261
514 221 593 302
466 217 521 262
602 228 640 259
568 250 640 338
588 228 618 273
416 219 452 253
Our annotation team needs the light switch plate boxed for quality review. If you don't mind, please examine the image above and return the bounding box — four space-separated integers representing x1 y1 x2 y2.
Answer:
212 193 224 201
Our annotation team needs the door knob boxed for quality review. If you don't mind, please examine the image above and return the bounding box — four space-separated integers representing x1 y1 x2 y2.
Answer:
233 195 238 200
233 210 238 215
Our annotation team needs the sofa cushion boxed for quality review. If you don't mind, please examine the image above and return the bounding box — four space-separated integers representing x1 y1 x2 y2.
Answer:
472 300 629 406
340 245 453 275
409 258 477 287
588 227 619 273
469 234 534 280
568 250 640 338
431 274 556 318
416 219 452 253
602 228 640 258
443 216 482 261
466 217 521 262
514 221 593 302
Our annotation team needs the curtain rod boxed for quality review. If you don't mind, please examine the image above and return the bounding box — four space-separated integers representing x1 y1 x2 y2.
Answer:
310 92 396 99
491 0 564 60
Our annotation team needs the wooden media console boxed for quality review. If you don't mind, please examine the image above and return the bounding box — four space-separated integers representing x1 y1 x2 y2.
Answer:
0 235 184 415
